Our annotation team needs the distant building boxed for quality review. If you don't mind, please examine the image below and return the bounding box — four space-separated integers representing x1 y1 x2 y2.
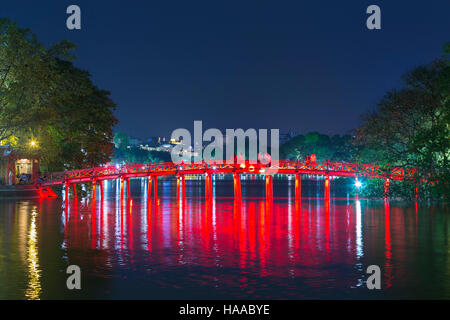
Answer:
138 136 183 152
0 146 39 185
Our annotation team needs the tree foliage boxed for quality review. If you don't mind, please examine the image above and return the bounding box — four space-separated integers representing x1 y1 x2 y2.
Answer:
113 132 130 151
113 132 171 163
0 18 117 171
280 132 357 162
356 45 450 201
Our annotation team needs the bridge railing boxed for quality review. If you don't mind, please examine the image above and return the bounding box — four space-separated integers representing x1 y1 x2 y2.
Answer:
39 160 417 186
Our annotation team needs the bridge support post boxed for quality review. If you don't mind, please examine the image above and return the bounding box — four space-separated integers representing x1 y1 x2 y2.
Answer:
415 185 419 201
147 176 153 201
205 172 213 199
72 184 77 200
126 178 131 199
177 174 185 200
154 176 158 200
265 174 273 199
65 182 70 202
120 178 125 203
325 175 330 200
177 175 181 199
92 180 97 200
233 173 241 199
295 174 301 201
99 181 104 200
181 175 185 200
384 178 390 199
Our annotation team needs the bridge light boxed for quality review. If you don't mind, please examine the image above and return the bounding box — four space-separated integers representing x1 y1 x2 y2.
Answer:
355 180 362 188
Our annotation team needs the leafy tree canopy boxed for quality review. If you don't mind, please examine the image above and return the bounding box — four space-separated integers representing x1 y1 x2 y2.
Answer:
280 132 356 162
356 43 450 200
0 18 117 171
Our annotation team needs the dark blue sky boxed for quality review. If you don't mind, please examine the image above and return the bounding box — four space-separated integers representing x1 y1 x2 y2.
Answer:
2 1 449 138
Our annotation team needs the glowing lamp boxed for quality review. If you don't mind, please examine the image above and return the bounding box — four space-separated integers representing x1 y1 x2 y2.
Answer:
355 180 362 188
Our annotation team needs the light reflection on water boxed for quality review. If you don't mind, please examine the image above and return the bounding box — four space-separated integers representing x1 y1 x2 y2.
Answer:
25 207 41 300
0 178 449 299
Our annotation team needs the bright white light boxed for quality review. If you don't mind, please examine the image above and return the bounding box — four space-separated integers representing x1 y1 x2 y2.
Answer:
355 180 362 188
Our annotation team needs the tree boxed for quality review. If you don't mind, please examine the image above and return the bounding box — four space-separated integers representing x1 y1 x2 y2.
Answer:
37 59 117 169
113 132 130 151
356 45 450 201
0 18 117 171
0 19 70 144
280 132 356 162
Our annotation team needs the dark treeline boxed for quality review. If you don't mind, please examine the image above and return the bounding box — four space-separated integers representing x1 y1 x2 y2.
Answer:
280 133 357 162
113 132 171 163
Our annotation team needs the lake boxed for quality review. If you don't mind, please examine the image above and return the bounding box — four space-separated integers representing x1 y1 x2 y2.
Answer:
0 177 449 299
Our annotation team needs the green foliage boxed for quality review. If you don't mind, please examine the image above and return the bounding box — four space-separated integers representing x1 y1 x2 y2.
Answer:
280 132 357 162
0 18 117 170
356 44 450 202
113 132 130 151
114 146 171 164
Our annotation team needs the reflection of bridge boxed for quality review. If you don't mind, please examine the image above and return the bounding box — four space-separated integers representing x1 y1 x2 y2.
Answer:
38 160 417 200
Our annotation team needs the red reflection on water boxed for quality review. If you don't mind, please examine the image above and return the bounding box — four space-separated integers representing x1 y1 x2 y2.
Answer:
325 199 330 251
61 194 407 292
384 199 393 288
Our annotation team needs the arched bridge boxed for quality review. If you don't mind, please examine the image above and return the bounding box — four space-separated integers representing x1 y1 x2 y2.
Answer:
38 160 417 200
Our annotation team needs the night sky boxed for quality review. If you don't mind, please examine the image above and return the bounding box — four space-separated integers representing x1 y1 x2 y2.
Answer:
2 1 450 138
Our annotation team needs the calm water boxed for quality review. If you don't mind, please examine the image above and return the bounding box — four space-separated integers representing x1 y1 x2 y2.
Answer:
0 177 449 299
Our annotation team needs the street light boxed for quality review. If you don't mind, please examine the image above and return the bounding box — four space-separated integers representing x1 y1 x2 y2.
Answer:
30 140 37 147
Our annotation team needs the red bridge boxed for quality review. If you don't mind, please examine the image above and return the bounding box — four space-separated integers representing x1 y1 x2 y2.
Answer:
38 160 417 200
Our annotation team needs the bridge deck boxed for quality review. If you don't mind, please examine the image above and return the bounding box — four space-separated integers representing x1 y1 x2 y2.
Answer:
38 160 417 187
